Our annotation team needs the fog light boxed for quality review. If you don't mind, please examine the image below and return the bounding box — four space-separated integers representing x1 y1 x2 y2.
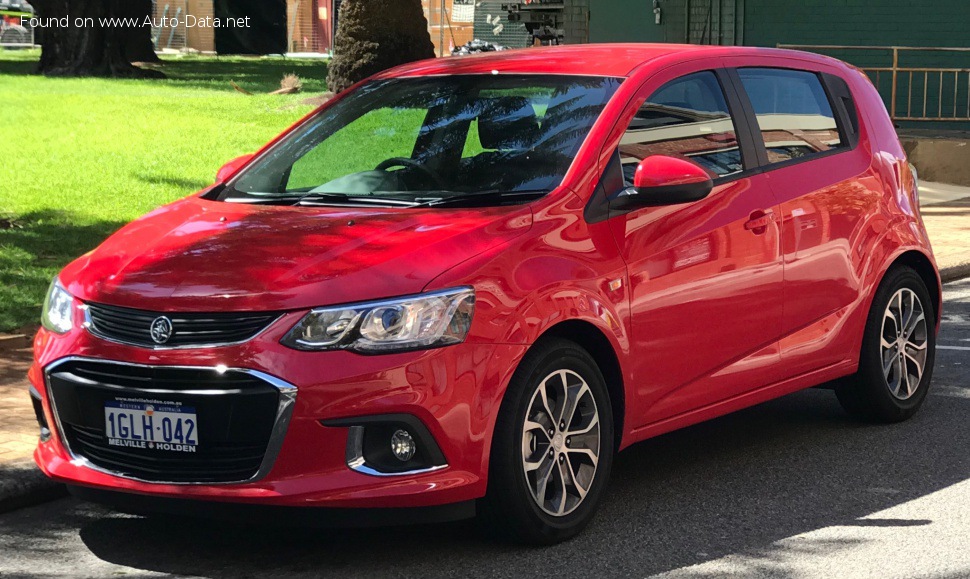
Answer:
326 415 448 475
390 429 416 462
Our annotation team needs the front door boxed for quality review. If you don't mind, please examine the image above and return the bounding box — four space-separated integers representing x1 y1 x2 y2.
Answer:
604 67 785 427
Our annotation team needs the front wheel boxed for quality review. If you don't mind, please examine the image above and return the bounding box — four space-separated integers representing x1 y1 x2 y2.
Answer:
836 266 936 422
479 338 614 545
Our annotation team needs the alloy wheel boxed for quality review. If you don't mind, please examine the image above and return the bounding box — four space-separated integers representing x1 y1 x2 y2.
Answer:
881 288 928 400
521 369 601 517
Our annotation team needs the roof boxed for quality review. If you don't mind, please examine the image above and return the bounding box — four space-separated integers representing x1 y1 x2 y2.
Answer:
377 43 831 79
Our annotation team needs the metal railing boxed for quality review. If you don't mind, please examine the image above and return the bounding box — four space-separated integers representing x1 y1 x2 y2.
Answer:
778 45 970 122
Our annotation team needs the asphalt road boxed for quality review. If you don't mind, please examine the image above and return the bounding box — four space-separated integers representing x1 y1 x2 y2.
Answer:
1 280 968 579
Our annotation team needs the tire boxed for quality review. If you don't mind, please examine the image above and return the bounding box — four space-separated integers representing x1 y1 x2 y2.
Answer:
478 338 614 545
836 266 936 423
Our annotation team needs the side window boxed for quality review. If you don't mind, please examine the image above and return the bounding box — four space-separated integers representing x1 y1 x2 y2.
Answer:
737 68 844 165
619 71 744 184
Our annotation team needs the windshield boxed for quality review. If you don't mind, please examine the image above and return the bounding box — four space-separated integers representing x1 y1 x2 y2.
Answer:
222 75 622 206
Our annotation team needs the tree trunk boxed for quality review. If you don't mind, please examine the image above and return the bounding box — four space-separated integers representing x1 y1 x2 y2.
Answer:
32 0 163 77
327 0 435 93
119 0 161 64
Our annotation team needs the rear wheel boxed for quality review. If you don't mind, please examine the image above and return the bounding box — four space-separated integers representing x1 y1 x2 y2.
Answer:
836 266 936 422
479 338 614 545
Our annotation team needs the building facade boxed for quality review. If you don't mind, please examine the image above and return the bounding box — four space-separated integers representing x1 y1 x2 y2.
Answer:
152 0 334 55
465 1 970 126
152 0 970 125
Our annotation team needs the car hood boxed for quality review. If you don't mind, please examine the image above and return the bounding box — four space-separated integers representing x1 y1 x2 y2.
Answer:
62 196 533 312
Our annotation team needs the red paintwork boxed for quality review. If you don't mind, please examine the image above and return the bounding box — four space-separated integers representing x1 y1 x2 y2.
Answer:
32 44 940 510
59 197 532 312
216 154 254 183
633 155 712 189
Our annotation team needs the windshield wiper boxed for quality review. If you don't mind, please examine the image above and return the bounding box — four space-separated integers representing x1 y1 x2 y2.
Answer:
410 190 546 208
224 192 420 208
294 193 420 207
225 190 546 208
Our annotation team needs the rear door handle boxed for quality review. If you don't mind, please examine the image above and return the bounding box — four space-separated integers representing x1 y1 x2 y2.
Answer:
744 209 774 233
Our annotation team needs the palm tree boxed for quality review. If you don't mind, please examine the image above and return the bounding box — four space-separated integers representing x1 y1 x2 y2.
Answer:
326 0 435 93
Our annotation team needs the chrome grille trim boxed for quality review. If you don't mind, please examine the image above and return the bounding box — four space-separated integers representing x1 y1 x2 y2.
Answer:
82 303 281 350
44 356 297 486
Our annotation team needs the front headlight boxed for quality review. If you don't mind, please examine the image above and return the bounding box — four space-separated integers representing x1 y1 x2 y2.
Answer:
281 287 475 353
41 279 75 334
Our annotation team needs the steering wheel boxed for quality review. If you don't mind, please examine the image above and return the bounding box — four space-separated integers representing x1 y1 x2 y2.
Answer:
375 157 447 190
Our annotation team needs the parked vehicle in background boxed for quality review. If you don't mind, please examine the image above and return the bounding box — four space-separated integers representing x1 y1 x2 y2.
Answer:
0 0 33 47
452 38 506 55
0 0 33 11
29 44 940 545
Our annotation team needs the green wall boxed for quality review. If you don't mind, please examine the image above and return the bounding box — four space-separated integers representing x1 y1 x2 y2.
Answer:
743 0 970 50
589 0 970 54
585 0 970 126
588 0 670 43
744 0 970 123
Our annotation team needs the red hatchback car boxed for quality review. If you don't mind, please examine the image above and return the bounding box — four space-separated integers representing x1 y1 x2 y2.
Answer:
30 44 940 544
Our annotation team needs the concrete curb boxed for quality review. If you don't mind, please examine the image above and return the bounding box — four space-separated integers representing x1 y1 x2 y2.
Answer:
941 263 970 284
0 459 67 515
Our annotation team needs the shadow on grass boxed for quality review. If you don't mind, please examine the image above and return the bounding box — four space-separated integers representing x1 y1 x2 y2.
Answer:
0 53 36 76
0 51 329 94
137 173 211 191
0 210 125 332
155 57 329 94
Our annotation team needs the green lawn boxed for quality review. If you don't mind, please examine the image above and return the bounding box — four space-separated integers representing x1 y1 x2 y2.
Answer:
0 50 328 332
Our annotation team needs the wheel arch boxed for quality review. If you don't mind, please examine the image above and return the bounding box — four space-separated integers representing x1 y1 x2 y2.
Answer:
888 250 942 325
538 320 626 452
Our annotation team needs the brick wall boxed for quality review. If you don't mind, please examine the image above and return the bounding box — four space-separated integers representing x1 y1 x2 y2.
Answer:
423 0 474 55
563 0 589 44
186 0 214 53
152 0 215 52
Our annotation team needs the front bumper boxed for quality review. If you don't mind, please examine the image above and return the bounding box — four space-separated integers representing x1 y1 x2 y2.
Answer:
30 319 527 510
67 485 477 527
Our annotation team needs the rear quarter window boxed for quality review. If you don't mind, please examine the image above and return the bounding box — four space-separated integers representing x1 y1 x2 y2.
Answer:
737 68 845 165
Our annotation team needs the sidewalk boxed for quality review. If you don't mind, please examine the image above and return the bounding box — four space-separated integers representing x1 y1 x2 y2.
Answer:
921 181 970 282
0 340 65 513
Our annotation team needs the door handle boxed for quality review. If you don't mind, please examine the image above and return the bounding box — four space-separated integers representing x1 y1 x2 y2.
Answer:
744 209 774 233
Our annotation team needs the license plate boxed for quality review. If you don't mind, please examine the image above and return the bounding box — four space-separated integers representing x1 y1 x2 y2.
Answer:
104 400 198 453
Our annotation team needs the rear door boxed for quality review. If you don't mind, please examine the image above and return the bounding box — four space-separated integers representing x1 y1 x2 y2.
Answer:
727 61 872 377
600 62 787 427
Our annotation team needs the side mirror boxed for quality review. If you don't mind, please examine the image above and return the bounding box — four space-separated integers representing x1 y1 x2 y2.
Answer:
612 155 714 210
216 154 255 183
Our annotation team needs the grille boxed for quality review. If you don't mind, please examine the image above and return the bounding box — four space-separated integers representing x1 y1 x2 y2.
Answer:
85 302 279 348
65 424 268 483
47 360 285 483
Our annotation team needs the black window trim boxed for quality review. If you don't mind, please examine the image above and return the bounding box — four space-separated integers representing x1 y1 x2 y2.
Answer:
729 65 859 176
820 71 861 150
585 67 764 223
585 64 864 224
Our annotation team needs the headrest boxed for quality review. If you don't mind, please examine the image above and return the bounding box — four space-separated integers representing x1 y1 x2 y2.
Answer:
477 97 541 150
